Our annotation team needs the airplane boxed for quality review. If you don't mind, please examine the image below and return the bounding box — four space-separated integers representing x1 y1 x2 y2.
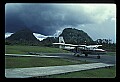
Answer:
53 36 107 59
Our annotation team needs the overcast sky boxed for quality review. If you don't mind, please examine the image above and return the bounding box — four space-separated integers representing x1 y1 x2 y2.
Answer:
5 3 116 43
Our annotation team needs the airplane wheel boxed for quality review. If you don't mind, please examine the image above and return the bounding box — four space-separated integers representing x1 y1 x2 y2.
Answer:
75 53 80 57
77 54 80 57
74 53 80 57
85 54 88 57
97 55 100 59
74 53 76 56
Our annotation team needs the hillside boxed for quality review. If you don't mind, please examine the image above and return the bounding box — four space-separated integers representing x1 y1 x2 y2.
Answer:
5 28 94 46
41 37 58 47
5 28 41 45
41 28 94 46
5 28 115 52
59 28 93 44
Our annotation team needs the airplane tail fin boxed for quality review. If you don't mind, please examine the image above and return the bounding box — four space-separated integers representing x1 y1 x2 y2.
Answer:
59 36 65 43
59 36 65 49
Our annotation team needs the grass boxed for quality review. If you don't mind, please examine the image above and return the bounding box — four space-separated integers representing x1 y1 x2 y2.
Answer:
42 66 116 78
106 52 116 56
5 45 116 56
5 56 89 69
5 45 70 54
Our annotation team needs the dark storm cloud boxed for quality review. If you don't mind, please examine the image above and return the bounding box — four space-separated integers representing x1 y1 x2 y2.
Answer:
5 3 98 35
5 3 116 43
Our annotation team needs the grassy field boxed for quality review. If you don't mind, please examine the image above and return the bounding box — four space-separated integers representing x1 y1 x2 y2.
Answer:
38 66 116 78
5 45 70 54
5 45 116 56
106 52 116 56
5 56 89 68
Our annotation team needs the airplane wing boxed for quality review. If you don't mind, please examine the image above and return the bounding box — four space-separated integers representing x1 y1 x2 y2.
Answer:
86 45 102 48
53 43 86 47
53 43 102 48
69 45 86 47
52 43 65 45
52 43 72 46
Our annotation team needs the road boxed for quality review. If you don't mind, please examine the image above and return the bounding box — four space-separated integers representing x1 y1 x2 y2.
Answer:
40 53 116 64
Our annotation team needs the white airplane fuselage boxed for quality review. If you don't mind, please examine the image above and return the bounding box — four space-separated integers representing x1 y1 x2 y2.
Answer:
53 36 106 59
61 45 106 54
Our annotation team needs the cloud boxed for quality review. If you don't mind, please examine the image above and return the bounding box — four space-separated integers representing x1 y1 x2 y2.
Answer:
5 3 116 42
33 33 48 41
5 32 14 38
5 32 49 41
80 4 116 24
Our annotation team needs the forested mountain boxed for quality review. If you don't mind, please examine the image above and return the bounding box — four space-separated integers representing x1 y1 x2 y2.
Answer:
59 28 93 44
5 28 41 45
5 28 116 51
41 28 94 46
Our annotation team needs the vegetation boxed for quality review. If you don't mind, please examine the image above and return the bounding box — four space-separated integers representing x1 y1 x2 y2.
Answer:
41 28 94 46
41 37 58 47
5 45 70 54
5 28 94 46
5 28 41 46
106 52 116 56
5 45 116 56
60 28 93 44
5 57 89 68
59 28 93 44
96 39 116 52
5 28 116 52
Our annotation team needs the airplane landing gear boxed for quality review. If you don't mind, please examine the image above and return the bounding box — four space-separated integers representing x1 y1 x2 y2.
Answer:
74 53 80 57
85 54 88 57
97 55 100 59
76 53 80 57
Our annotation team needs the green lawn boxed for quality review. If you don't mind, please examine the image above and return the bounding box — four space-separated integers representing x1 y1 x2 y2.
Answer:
106 52 116 56
5 56 89 68
5 45 70 54
41 66 116 78
5 45 116 56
